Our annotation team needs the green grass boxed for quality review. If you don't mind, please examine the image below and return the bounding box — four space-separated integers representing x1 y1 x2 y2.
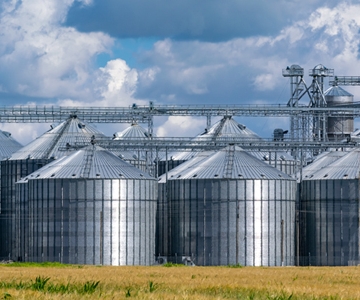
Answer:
162 262 185 267
227 263 244 268
0 277 100 296
2 262 83 268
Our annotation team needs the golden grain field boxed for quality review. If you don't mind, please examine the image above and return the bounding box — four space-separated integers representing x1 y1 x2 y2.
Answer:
1 264 360 299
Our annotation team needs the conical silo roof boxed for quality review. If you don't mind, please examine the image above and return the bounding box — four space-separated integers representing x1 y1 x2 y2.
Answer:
169 145 293 180
9 116 106 160
113 122 151 139
0 130 22 159
197 116 294 162
301 150 348 180
159 116 296 175
23 144 153 180
112 122 156 169
303 148 360 180
158 150 216 183
160 116 261 163
324 85 353 97
195 116 261 140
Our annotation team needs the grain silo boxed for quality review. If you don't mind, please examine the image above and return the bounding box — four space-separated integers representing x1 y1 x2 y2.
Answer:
113 122 154 174
158 116 297 176
15 145 157 265
300 150 349 182
157 116 259 176
0 130 22 210
300 148 360 266
324 85 353 141
167 145 296 266
0 116 106 260
0 130 22 260
156 150 216 261
0 130 22 160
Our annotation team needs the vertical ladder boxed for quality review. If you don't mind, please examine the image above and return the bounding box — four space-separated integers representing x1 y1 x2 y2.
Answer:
224 144 235 178
80 146 95 178
212 116 228 141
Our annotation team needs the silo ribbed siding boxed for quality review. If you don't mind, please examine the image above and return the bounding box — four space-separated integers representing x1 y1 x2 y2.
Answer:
0 159 50 259
15 145 158 265
168 179 296 266
156 151 216 259
156 181 170 257
324 85 354 140
300 179 359 266
20 178 156 265
0 117 107 261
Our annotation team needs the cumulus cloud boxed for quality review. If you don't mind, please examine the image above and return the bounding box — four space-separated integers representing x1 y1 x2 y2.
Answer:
2 1 360 144
137 2 360 101
0 0 115 101
65 0 341 42
0 0 146 143
156 116 206 137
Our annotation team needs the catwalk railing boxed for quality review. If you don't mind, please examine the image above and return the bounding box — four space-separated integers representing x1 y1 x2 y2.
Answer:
0 104 359 122
58 136 357 152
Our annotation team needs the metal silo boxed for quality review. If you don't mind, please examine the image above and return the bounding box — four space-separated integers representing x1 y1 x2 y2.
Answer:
157 116 259 176
113 122 154 174
15 145 157 265
0 130 22 160
0 130 22 208
156 150 216 262
0 130 22 260
300 148 360 266
300 150 348 182
325 85 354 141
167 145 296 266
158 116 297 176
0 116 106 260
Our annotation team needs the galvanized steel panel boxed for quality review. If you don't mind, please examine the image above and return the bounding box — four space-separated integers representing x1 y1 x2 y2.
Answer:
168 178 296 266
300 178 359 266
15 178 157 265
12 146 157 265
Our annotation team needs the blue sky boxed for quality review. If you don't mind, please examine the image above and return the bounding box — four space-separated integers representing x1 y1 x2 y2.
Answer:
0 0 359 144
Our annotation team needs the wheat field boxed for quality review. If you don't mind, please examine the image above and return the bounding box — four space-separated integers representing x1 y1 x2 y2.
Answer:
1 263 360 299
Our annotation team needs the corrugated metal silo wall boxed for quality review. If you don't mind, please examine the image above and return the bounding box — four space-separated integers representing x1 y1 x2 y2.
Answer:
300 179 359 266
268 160 296 176
15 180 28 263
17 178 157 265
156 182 169 258
157 160 186 176
326 94 354 139
167 179 296 266
0 159 51 260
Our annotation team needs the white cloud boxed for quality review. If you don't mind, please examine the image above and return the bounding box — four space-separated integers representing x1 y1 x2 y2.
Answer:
140 2 360 100
0 0 114 100
0 123 50 146
156 116 206 137
0 0 148 143
3 1 360 143
253 74 276 91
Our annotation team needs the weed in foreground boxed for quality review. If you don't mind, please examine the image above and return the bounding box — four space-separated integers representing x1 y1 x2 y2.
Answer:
47 282 71 294
0 277 101 296
125 287 132 297
31 276 50 291
2 292 11 299
148 281 157 293
266 291 294 300
227 263 243 268
162 262 184 267
3 262 80 268
81 281 100 294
